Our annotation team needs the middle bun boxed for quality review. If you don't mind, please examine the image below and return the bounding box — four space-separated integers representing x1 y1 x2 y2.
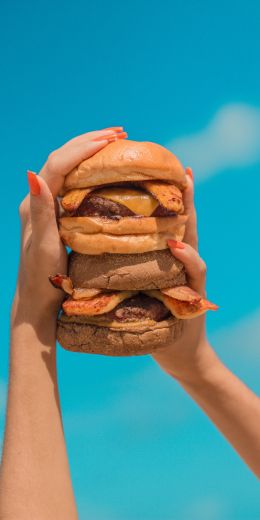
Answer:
69 249 186 290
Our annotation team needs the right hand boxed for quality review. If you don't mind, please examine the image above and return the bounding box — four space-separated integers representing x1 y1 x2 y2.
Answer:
152 169 217 384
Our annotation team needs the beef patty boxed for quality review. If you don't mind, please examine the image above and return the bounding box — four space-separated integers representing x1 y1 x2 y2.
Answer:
105 294 170 322
72 193 176 218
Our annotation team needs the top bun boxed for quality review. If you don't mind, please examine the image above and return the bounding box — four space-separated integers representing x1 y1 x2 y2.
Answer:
62 140 187 192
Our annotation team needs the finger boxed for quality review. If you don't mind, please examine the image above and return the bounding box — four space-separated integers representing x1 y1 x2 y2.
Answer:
27 171 61 244
167 240 206 296
39 127 127 197
183 168 198 251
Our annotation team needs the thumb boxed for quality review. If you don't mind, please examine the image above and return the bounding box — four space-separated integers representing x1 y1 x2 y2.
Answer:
27 170 59 241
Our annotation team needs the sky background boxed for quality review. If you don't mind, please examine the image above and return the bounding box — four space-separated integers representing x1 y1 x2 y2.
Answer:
1 0 260 518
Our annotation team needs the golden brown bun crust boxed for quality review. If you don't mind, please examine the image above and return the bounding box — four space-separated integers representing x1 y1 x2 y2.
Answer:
62 140 187 192
57 314 183 356
60 228 185 254
59 215 187 236
69 250 186 290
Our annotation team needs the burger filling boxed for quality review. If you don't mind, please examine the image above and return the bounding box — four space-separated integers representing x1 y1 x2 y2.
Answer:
61 182 184 218
49 275 218 322
104 294 170 322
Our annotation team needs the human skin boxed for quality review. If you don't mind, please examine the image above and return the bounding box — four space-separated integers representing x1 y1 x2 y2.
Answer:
0 127 127 520
0 133 259 520
152 171 260 478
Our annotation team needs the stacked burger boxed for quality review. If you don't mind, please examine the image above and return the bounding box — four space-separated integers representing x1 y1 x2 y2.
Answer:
50 140 217 356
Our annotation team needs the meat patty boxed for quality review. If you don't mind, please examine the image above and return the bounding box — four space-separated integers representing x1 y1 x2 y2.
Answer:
105 294 170 322
74 195 135 218
73 193 176 218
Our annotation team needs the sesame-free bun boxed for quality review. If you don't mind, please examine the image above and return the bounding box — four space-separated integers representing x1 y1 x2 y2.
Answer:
60 214 187 237
62 140 187 192
68 250 186 291
57 313 183 356
60 228 185 255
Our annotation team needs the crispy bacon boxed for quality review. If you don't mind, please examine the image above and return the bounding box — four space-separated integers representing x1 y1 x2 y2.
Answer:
62 291 136 316
49 274 73 295
160 294 218 319
61 188 93 212
141 181 184 214
49 274 101 300
145 288 218 319
161 285 202 303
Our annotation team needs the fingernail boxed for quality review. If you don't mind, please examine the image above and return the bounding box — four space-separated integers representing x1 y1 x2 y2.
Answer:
167 239 185 249
27 170 41 196
102 126 124 132
186 166 193 181
92 131 128 143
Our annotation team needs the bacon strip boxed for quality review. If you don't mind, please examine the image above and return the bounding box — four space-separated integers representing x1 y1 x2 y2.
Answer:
160 294 218 319
141 181 184 214
61 188 93 212
145 288 218 319
49 274 73 295
161 285 202 303
49 274 101 300
62 291 136 316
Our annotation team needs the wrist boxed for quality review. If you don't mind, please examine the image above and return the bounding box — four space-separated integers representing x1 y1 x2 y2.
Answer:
175 342 223 388
11 291 59 341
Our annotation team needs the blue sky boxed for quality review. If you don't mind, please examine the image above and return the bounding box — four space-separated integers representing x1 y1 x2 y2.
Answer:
1 1 260 518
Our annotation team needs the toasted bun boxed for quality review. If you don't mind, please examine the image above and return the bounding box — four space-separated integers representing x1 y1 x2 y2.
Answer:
69 250 186 290
60 227 185 255
57 314 183 356
59 214 187 236
62 140 187 192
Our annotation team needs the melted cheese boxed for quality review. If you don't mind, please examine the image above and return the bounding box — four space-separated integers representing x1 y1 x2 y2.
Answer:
95 187 159 216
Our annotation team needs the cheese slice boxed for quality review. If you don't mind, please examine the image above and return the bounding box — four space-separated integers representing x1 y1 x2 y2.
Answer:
95 187 159 216
62 291 136 316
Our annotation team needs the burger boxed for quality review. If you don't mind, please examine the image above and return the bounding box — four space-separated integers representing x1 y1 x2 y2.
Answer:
50 140 218 356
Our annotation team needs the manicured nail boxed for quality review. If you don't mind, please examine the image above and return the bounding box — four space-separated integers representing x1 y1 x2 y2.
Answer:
103 126 124 132
92 131 128 142
186 166 193 181
167 239 185 249
27 170 41 196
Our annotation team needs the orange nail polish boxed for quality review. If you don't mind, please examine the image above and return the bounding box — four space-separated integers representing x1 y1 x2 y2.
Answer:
103 126 124 132
107 131 128 142
167 239 185 249
27 170 41 196
92 131 128 142
186 166 193 181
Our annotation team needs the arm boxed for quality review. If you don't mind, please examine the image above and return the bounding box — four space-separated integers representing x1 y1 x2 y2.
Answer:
0 126 126 519
152 169 260 479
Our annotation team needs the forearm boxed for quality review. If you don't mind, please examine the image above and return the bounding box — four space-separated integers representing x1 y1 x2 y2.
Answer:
0 304 78 519
176 344 260 478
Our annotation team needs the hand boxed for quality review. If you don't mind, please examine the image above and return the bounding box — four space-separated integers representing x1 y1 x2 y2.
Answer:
152 169 214 384
13 127 127 322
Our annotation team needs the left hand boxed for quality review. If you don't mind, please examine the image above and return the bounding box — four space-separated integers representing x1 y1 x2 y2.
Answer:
13 127 126 320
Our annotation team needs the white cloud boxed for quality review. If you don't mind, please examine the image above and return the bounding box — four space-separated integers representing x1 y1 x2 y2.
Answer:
168 103 260 181
178 496 229 520
211 307 260 360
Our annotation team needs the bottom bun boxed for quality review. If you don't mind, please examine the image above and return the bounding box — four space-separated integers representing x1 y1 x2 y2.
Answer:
57 314 183 356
